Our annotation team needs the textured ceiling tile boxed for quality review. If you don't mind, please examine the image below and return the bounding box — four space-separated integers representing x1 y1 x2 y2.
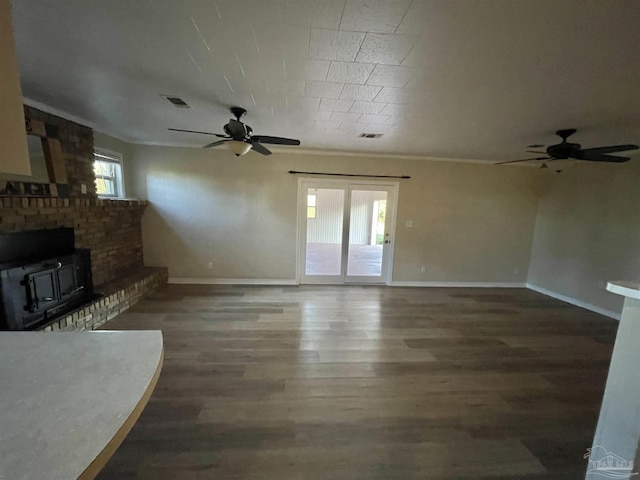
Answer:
401 42 426 67
319 98 354 112
323 127 352 136
239 53 287 83
213 0 281 27
357 113 391 124
254 25 310 59
306 81 345 98
339 122 364 134
225 77 260 97
216 71 268 95
309 0 346 29
326 61 375 84
330 111 362 124
403 76 429 91
278 0 315 27
350 101 386 114
395 1 431 35
340 0 413 33
357 122 394 133
355 33 416 65
309 28 366 61
285 58 330 81
315 119 343 129
378 103 405 116
201 22 261 58
340 84 382 101
283 117 316 129
15 0 640 158
280 0 346 29
206 73 239 97
314 110 334 121
250 92 289 109
373 86 412 104
266 80 306 97
366 64 414 87
286 96 321 110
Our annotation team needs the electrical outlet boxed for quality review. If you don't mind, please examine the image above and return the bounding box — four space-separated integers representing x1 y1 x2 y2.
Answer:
421 266 426 273
80 184 87 194
208 262 213 269
405 220 414 228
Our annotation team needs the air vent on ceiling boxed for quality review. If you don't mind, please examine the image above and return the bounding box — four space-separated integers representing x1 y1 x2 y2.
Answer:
161 95 190 108
359 133 383 139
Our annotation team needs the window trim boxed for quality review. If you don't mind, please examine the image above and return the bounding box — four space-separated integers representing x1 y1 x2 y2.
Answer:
307 193 317 219
93 148 125 198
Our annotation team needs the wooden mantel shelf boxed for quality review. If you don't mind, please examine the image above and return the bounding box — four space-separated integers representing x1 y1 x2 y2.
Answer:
0 331 163 479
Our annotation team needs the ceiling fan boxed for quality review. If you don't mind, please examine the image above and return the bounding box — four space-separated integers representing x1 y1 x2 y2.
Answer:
496 129 638 168
168 106 300 156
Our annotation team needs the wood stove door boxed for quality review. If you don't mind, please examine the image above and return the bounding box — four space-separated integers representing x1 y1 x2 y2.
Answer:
57 264 81 301
26 269 59 313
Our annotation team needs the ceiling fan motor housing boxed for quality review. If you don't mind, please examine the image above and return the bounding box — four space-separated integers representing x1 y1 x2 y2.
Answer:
224 121 249 140
547 142 581 160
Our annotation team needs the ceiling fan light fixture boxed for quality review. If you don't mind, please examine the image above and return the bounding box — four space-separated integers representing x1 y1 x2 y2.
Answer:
227 140 251 156
169 107 300 155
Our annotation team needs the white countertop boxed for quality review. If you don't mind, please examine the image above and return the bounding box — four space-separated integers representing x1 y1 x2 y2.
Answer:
0 330 163 480
607 281 640 300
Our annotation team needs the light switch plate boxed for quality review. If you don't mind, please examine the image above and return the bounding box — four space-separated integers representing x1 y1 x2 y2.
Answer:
405 220 413 228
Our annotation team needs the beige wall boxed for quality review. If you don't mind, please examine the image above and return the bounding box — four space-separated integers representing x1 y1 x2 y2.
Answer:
528 160 640 316
0 0 29 176
128 145 541 282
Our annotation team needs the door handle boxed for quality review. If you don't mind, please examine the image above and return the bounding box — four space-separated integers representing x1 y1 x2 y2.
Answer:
384 240 391 244
63 286 84 296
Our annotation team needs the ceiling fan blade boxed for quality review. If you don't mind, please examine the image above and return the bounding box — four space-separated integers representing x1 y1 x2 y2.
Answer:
526 150 547 154
494 156 551 165
168 128 227 138
203 139 229 148
250 141 272 155
578 144 639 156
575 153 631 163
226 119 246 138
250 135 301 146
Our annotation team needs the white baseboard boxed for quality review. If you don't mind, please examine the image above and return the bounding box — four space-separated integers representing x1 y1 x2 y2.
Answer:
168 277 298 285
389 281 527 288
526 283 621 320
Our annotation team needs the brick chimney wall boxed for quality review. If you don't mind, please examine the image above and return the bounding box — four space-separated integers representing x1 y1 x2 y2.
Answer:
0 106 147 287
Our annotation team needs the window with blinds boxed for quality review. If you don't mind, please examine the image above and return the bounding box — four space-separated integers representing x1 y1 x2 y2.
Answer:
93 150 124 198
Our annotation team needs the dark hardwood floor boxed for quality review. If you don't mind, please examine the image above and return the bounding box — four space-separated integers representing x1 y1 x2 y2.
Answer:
97 285 618 479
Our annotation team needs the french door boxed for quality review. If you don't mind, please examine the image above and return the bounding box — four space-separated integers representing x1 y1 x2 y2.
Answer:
298 179 397 284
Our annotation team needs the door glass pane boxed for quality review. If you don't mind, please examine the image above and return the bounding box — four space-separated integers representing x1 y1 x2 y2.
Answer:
347 190 387 276
305 188 344 275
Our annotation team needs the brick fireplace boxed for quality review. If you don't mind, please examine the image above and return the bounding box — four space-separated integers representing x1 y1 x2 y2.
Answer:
0 105 167 330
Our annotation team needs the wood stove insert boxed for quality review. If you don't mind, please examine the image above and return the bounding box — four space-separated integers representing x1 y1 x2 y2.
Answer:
0 228 95 330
